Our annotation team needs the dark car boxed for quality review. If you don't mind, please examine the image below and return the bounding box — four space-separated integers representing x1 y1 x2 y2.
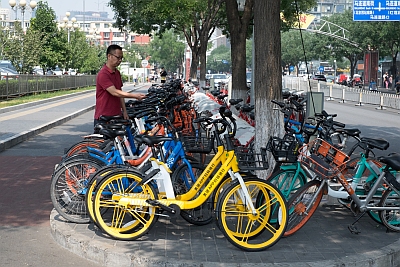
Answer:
312 74 327 82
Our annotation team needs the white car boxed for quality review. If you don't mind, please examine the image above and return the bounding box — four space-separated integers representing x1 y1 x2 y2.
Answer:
211 74 228 87
0 67 19 80
52 67 63 76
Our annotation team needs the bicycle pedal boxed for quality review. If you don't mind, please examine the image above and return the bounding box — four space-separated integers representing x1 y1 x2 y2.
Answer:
348 224 361 234
145 199 178 216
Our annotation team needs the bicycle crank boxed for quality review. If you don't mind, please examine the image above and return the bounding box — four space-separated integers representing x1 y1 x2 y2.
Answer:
146 199 180 218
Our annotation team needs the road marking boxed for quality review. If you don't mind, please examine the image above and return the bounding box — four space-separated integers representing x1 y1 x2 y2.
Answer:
0 93 94 122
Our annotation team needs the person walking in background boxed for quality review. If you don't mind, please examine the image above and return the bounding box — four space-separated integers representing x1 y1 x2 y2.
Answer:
160 67 167 83
384 76 389 89
132 68 138 86
396 80 400 94
369 79 377 91
389 75 393 89
94 44 146 128
383 72 388 88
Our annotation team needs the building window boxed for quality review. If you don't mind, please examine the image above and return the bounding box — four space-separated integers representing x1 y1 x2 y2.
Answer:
103 32 110 39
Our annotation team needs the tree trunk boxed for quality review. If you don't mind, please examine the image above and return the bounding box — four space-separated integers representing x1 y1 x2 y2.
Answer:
254 0 283 177
199 32 209 88
225 0 254 100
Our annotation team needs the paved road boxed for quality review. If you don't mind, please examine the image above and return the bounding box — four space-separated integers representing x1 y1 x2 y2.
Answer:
1 87 400 266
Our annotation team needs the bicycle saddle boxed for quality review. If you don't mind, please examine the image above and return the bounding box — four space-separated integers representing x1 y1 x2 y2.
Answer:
134 135 174 147
229 98 243 105
360 137 390 150
249 112 255 120
241 104 254 112
99 128 126 140
98 115 123 122
378 153 400 171
217 94 228 100
335 128 361 137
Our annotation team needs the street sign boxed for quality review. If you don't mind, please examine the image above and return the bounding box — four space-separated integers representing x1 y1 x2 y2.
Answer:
289 66 295 72
319 66 325 73
141 60 148 68
353 0 400 21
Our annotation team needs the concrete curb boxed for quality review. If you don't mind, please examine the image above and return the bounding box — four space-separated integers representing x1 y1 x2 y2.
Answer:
0 105 95 153
49 209 400 267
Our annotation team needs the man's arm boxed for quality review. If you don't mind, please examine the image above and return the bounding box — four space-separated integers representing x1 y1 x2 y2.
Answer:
106 85 146 100
120 98 129 119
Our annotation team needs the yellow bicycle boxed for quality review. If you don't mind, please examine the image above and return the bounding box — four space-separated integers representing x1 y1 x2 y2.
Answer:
92 119 288 251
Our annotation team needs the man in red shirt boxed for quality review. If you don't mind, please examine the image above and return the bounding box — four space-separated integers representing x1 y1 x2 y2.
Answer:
94 44 146 127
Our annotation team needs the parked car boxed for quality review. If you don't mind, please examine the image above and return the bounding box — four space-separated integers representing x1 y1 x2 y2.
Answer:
312 74 327 82
32 68 44 75
0 60 17 72
52 67 63 76
211 73 228 87
0 67 19 80
325 75 335 83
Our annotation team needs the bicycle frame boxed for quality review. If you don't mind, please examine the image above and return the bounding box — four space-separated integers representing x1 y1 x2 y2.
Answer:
301 156 400 213
118 134 257 215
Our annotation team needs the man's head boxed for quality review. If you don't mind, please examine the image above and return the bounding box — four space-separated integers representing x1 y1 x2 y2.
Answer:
106 44 123 69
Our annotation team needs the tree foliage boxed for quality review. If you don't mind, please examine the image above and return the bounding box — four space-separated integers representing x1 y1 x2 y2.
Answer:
206 45 231 73
30 1 67 70
148 29 186 73
109 0 225 84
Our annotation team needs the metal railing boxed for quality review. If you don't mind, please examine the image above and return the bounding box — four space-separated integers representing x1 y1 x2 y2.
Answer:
0 74 96 99
282 76 400 110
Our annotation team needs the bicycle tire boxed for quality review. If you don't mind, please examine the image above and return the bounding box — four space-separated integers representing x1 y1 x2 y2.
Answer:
284 180 323 237
267 169 308 200
213 172 258 221
93 170 159 240
63 139 105 158
50 157 105 223
379 188 400 232
85 165 129 224
216 177 288 251
171 162 214 225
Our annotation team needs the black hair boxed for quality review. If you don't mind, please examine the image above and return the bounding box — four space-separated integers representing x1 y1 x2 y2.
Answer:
106 44 123 55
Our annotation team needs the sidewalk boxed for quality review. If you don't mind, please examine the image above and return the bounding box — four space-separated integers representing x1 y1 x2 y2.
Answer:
0 83 145 152
1 85 400 267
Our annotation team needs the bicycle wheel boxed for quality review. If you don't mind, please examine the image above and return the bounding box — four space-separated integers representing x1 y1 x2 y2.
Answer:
216 177 287 251
92 170 159 240
50 157 105 223
85 165 128 224
63 139 105 158
284 180 323 237
379 188 400 232
345 157 384 224
267 169 308 200
212 172 258 221
172 162 214 225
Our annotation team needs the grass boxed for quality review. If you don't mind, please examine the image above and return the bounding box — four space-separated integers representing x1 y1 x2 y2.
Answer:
0 87 95 109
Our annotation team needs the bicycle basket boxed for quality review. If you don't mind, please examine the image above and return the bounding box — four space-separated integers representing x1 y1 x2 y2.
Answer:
300 138 350 179
181 135 215 153
234 147 269 170
266 135 300 163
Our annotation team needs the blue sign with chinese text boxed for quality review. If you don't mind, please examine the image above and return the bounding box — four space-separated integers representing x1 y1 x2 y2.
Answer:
353 0 400 21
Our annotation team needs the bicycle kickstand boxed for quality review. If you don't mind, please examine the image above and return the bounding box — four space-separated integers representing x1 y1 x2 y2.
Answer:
347 211 366 234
